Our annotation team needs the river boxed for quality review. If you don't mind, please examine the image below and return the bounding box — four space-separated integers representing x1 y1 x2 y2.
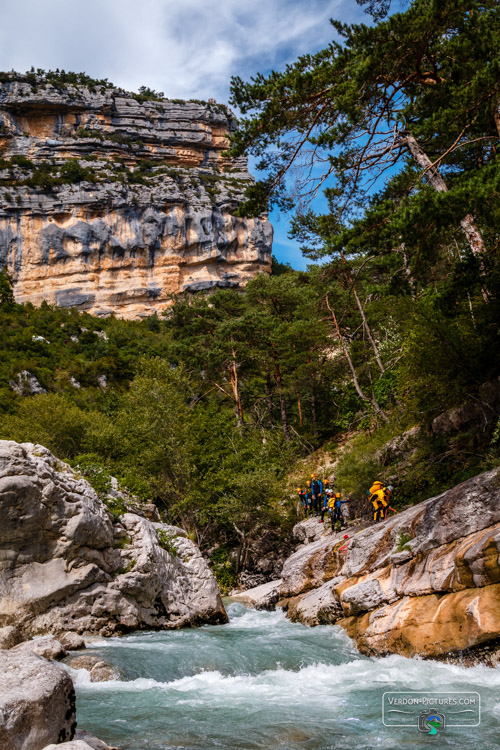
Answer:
70 602 500 749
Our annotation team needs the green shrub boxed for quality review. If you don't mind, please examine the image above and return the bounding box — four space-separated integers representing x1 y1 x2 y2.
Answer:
156 528 178 556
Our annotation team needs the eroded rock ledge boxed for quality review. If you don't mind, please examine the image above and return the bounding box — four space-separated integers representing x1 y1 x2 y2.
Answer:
0 439 227 638
275 468 500 660
0 75 272 318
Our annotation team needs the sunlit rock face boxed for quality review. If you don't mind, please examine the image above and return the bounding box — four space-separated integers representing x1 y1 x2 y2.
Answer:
0 76 272 318
279 467 500 660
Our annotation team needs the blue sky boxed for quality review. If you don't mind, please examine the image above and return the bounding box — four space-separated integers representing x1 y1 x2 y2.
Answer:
0 0 370 269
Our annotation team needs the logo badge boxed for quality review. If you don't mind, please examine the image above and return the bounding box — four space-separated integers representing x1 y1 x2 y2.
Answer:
418 710 445 735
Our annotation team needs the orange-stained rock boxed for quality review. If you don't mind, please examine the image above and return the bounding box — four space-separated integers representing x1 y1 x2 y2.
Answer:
0 75 272 318
279 467 500 659
339 583 500 657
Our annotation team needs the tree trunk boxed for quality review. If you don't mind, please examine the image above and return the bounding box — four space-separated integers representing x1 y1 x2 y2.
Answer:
274 361 291 441
296 391 303 427
326 295 389 422
494 104 500 138
353 286 385 373
229 348 244 427
405 133 487 261
310 386 318 437
338 250 385 373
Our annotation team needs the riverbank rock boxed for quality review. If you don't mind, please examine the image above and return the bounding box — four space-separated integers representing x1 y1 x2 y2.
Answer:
230 579 282 610
58 633 86 651
0 649 76 749
74 730 122 750
278 467 500 660
0 625 22 649
65 654 120 682
0 440 227 638
13 636 68 661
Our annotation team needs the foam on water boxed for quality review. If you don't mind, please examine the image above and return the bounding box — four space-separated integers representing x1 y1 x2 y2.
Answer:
73 602 500 750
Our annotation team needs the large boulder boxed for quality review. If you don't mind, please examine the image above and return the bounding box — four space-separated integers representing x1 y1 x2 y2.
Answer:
278 467 500 659
230 579 282 611
0 441 227 638
0 649 75 750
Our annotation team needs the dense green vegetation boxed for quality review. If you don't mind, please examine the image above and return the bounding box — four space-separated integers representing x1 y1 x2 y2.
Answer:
0 0 499 579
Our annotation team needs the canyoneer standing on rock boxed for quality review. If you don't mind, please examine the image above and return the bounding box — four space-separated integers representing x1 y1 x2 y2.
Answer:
331 492 348 531
310 474 323 517
320 486 332 523
368 481 393 522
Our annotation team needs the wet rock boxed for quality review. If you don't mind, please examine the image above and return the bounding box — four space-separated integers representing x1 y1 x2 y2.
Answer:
231 579 282 611
0 649 76 749
66 654 120 682
0 440 227 638
287 580 343 626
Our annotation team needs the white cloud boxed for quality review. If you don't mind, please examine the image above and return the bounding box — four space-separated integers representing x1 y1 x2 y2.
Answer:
0 0 362 102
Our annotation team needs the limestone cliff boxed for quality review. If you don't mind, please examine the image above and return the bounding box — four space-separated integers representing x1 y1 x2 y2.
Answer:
273 468 500 661
0 72 272 318
0 440 227 636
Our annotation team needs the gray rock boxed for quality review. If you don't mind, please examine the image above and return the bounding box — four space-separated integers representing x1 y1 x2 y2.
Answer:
0 440 227 638
66 654 120 682
293 517 331 545
74 730 122 750
0 625 22 649
58 632 86 651
288 580 343 626
230 579 282 611
13 637 68 661
0 649 76 749
340 579 391 615
10 370 47 396
42 743 94 750
432 379 500 434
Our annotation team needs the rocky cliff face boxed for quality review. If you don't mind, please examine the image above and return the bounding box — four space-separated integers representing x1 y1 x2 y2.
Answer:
0 440 227 636
276 468 500 661
0 73 272 318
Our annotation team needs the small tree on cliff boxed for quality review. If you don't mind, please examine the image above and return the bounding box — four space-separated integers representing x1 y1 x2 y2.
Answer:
0 271 15 308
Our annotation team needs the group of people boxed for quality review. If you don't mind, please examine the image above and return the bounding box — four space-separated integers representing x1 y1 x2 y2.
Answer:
297 475 349 531
297 476 395 530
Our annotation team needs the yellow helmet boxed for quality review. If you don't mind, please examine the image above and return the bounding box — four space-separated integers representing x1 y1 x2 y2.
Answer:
311 473 317 478
296 487 302 492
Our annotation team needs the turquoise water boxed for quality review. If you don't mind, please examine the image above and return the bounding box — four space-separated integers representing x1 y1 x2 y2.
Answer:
71 603 500 749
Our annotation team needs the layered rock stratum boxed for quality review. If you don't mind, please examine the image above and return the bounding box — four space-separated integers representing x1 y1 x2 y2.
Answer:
0 439 227 637
272 468 500 660
0 72 272 318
